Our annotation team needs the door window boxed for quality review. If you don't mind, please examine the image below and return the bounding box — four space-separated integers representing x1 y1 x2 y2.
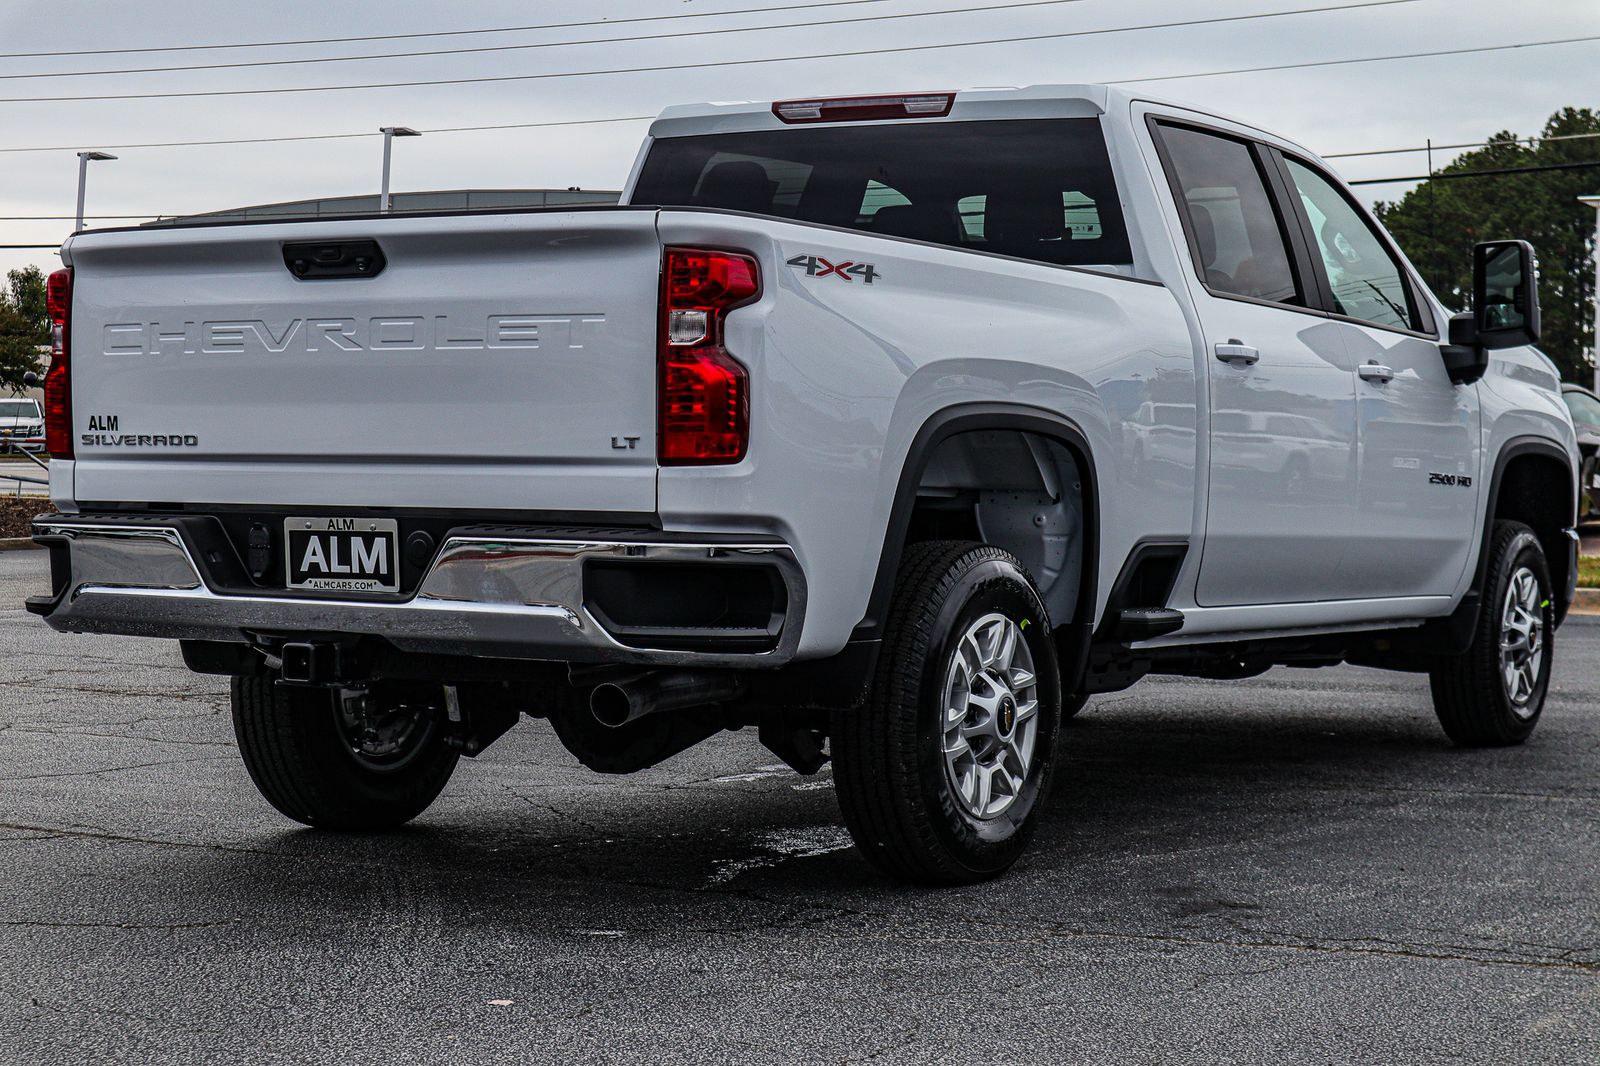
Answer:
1155 124 1304 307
1283 158 1417 332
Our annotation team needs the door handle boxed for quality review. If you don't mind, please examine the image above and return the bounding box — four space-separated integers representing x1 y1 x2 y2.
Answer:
1357 361 1394 384
1214 340 1260 366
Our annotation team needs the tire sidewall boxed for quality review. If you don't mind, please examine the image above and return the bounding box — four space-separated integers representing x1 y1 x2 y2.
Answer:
1486 529 1555 733
912 557 1061 874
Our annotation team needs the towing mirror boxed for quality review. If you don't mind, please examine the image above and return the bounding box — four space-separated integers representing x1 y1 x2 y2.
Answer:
1441 239 1541 385
1474 239 1540 349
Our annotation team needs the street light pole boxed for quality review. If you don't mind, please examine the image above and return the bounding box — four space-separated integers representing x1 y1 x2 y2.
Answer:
75 151 117 231
1582 195 1600 392
378 126 420 214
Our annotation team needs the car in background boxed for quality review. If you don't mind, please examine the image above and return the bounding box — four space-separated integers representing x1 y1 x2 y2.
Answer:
1563 383 1600 523
0 398 44 454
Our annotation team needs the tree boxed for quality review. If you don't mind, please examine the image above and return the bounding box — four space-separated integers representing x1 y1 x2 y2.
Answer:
0 266 48 393
1374 107 1599 384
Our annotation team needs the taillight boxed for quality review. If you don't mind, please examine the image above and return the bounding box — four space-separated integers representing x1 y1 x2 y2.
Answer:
658 247 759 465
772 92 954 124
44 267 72 460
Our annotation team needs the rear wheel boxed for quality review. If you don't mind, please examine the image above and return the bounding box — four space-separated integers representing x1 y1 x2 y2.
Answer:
231 677 460 829
832 541 1062 884
1428 520 1554 746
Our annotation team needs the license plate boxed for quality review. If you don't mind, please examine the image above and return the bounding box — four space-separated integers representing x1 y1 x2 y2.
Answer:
284 517 400 593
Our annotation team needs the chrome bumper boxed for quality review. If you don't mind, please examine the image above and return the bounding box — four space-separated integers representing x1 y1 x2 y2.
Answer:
30 519 805 667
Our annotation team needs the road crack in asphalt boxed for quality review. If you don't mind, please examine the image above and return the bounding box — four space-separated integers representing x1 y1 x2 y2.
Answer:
3 725 234 749
0 918 239 931
1065 758 1600 804
0 754 230 783
0 821 290 859
498 782 605 835
15 993 223 1037
819 909 1600 976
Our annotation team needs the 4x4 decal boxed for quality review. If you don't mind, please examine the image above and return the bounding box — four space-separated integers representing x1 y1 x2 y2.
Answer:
787 254 881 285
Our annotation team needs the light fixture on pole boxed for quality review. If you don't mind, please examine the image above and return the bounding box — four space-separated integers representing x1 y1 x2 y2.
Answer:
378 127 421 214
1582 195 1600 392
75 151 117 231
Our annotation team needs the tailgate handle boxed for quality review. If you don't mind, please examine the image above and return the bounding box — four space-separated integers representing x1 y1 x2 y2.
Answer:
283 239 386 280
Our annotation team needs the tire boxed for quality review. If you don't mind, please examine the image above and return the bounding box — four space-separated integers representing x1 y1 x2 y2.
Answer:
231 677 460 829
1428 520 1555 746
832 541 1063 884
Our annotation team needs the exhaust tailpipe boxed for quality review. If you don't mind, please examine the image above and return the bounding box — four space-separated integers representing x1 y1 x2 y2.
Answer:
589 670 745 729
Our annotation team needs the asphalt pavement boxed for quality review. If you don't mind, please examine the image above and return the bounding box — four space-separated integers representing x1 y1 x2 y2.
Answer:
0 548 1596 1065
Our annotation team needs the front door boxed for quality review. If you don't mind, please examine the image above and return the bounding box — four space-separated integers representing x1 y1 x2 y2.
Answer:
1150 121 1360 607
1275 154 1481 600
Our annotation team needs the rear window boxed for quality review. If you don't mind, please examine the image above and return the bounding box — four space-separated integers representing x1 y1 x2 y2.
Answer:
632 118 1132 269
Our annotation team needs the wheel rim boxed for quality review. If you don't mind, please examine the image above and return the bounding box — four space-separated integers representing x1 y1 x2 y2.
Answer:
1499 566 1545 716
334 687 439 772
941 612 1040 821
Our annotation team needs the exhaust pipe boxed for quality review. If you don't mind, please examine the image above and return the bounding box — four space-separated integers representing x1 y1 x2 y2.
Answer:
589 670 745 729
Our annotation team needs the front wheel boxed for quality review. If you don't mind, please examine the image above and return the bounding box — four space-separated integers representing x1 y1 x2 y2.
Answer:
231 678 460 829
1428 520 1555 746
832 541 1063 884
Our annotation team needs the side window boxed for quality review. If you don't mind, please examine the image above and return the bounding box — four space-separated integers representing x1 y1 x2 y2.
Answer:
1283 158 1416 332
857 179 911 225
1156 124 1303 307
957 191 1109 245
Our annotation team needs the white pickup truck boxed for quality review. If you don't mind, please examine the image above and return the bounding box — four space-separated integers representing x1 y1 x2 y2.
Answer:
30 86 1582 883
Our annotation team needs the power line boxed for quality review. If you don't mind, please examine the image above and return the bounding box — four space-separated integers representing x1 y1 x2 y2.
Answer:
0 115 656 155
0 0 901 59
1348 159 1600 185
1116 33 1600 84
3 0 1106 81
1325 130 1600 159
0 2 1458 104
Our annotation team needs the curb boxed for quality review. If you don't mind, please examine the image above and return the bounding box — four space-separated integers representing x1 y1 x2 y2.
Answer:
1573 587 1600 616
0 538 40 552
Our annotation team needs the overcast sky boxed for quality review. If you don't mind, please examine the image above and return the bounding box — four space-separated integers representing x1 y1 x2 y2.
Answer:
1 0 1595 280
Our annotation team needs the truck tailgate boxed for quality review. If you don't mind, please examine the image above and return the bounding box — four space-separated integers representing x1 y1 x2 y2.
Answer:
63 209 662 514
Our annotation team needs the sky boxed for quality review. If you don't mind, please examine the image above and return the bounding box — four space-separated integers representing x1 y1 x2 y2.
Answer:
0 0 1596 281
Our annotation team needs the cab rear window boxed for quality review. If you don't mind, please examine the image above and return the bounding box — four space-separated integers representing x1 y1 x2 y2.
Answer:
632 118 1133 269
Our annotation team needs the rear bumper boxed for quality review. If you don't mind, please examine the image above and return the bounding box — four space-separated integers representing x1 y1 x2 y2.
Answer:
28 515 806 668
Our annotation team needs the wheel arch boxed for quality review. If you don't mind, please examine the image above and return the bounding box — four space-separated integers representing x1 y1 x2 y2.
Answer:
853 404 1101 692
1449 435 1577 641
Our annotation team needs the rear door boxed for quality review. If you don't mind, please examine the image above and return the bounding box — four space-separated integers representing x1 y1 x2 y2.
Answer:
1148 119 1360 607
64 209 663 514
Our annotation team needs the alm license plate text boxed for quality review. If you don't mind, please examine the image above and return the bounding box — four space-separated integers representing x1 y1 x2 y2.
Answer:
285 517 399 593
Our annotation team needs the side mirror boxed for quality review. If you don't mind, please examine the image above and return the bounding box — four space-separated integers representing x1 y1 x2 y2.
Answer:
1473 239 1540 349
1441 239 1541 385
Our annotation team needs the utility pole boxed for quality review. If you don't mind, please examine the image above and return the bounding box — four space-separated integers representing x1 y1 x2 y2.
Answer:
378 127 420 214
75 151 117 231
1582 195 1600 391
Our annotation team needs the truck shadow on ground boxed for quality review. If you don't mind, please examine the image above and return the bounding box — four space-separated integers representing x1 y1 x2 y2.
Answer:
155 698 1546 931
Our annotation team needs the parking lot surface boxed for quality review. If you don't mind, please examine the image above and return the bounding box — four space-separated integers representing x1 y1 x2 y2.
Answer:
0 549 1596 1065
